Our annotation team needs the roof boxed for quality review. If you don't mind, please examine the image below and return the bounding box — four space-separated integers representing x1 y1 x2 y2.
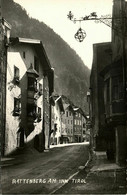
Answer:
1 18 11 29
55 96 64 113
51 95 64 113
16 37 41 44
10 37 51 69
27 64 39 77
73 107 87 119
10 37 54 94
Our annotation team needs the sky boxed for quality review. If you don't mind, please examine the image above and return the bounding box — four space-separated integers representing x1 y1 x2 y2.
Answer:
14 0 113 69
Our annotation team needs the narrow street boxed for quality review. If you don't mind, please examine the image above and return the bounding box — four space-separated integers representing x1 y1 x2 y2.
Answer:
1 142 89 194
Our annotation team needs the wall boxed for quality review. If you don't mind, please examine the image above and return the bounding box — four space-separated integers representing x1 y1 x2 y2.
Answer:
5 43 44 155
53 101 62 144
90 42 112 150
111 0 127 164
0 19 11 156
43 76 50 149
61 107 73 143
73 111 82 142
82 116 87 141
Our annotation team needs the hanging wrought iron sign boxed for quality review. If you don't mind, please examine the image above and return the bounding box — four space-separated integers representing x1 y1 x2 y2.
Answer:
74 27 86 42
67 11 127 42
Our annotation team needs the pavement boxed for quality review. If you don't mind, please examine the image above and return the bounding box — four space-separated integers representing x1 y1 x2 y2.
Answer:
1 143 89 194
1 144 126 194
54 151 127 194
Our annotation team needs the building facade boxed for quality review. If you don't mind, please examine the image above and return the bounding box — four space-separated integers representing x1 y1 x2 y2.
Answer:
73 108 83 143
103 0 127 164
59 96 74 143
0 18 11 156
50 95 64 145
3 37 54 155
90 42 112 151
90 0 127 165
61 105 74 143
82 114 87 141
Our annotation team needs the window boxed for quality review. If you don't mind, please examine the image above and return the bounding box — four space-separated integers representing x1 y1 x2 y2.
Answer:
112 76 123 100
35 107 42 122
68 120 69 124
119 77 124 99
69 112 71 116
23 51 26 59
34 56 39 72
14 66 20 82
27 104 37 120
38 107 41 119
28 77 37 91
54 123 57 132
71 120 73 125
13 98 20 116
83 123 86 128
38 83 43 95
106 79 110 102
83 130 85 134
66 111 68 117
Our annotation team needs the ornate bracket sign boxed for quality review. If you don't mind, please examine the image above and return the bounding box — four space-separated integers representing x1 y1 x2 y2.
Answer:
74 28 86 42
67 11 127 41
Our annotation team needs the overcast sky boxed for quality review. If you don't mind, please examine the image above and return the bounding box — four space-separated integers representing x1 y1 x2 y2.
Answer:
14 0 113 69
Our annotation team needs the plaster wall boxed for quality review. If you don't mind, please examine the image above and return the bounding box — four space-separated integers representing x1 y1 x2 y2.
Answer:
5 43 44 154
54 101 62 143
61 108 73 139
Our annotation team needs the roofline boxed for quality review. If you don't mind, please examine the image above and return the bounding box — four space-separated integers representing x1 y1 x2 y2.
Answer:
55 96 61 103
1 18 12 29
18 37 41 44
93 42 111 47
11 37 41 44
10 37 52 70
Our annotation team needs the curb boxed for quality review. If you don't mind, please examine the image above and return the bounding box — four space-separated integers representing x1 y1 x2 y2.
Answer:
50 158 91 194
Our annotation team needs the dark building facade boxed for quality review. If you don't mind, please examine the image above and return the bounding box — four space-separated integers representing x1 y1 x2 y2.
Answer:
90 0 127 165
103 0 127 164
0 18 11 156
90 42 112 151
